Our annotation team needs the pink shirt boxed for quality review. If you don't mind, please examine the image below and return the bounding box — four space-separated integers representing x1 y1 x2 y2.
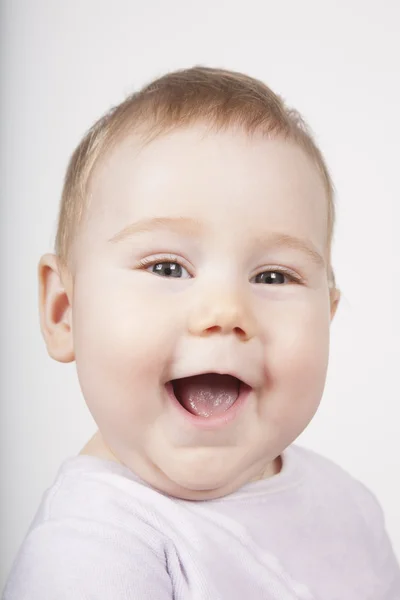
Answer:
3 444 400 599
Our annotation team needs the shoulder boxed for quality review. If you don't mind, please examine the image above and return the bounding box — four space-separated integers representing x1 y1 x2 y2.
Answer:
3 456 174 599
21 454 176 566
291 444 385 529
291 445 400 592
292 443 377 494
32 455 171 543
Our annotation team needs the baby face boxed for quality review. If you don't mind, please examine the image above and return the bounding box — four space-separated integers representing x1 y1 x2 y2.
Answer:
70 126 337 499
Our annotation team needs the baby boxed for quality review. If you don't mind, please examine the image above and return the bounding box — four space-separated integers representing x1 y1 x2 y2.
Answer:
3 66 400 599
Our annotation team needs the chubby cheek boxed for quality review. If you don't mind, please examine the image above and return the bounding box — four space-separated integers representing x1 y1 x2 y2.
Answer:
262 297 330 436
71 270 180 422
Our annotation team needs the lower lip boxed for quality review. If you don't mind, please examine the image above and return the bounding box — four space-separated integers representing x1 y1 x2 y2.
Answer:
165 381 252 429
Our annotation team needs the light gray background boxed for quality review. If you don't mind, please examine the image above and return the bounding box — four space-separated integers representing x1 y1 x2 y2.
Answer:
1 0 399 588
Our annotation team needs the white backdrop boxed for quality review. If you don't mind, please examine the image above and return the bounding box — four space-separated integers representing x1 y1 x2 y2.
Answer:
1 0 399 588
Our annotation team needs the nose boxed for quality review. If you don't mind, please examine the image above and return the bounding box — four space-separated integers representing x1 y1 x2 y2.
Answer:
187 285 257 341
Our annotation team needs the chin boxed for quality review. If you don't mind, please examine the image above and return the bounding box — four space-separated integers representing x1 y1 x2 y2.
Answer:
176 475 227 493
160 457 240 496
165 476 236 501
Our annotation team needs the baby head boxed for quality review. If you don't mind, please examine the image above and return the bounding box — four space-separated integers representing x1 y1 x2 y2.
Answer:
39 66 340 500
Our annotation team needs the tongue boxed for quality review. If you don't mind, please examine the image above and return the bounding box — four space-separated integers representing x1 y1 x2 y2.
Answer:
173 373 240 418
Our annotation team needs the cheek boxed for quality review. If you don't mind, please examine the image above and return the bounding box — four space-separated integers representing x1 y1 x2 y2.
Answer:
264 296 330 420
71 271 181 400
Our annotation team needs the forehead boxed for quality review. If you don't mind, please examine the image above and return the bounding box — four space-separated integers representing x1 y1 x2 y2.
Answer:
86 125 328 253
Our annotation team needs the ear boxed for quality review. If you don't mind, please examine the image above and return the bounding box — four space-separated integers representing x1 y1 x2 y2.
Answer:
329 287 341 322
38 254 75 363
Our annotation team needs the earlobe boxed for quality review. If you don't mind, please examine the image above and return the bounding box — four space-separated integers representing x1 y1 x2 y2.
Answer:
38 254 75 363
330 288 341 322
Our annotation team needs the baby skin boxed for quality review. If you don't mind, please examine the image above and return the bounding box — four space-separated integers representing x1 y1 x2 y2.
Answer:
41 125 340 501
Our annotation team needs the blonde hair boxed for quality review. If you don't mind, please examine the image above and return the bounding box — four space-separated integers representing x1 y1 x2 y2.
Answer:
56 66 336 288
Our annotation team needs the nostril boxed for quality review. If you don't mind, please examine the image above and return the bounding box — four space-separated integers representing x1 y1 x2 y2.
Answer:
203 325 247 338
233 326 246 337
204 326 220 334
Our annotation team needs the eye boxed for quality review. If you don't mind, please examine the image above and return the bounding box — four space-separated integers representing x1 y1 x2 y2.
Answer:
139 259 191 279
251 269 300 285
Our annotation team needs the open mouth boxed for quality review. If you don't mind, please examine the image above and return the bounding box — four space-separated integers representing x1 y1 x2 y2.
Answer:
170 373 244 418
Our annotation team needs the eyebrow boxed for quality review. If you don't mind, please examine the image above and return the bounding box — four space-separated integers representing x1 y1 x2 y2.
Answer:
253 232 326 268
109 216 325 268
109 217 204 242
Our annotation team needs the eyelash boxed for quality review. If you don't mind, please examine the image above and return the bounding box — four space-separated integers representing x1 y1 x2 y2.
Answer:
136 255 304 284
